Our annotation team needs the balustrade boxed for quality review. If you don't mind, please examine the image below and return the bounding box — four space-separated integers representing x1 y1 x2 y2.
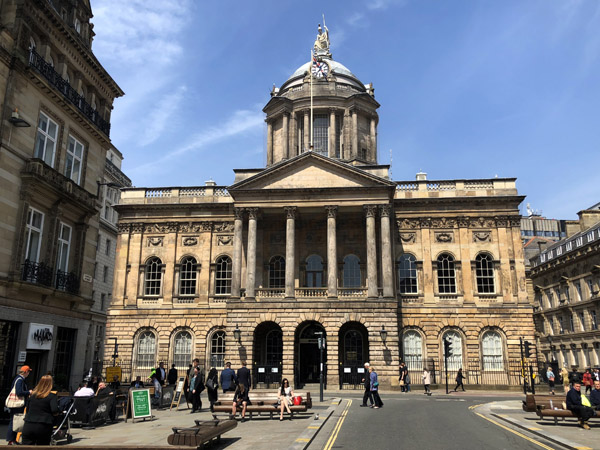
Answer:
21 260 79 294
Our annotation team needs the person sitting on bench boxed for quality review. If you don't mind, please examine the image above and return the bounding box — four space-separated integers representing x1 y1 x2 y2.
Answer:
231 384 250 422
278 378 294 421
566 381 596 430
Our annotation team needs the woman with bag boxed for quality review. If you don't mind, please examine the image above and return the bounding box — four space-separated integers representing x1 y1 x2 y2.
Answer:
422 368 432 396
278 378 294 421
5 365 31 445
205 367 219 412
22 374 58 445
546 366 556 395
190 366 202 413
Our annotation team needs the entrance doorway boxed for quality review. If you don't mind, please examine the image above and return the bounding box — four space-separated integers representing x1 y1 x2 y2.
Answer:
252 322 283 388
338 322 369 389
296 322 326 388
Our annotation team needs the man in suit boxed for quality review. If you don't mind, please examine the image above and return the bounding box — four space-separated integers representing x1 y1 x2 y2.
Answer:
237 361 251 390
566 381 596 430
220 362 237 394
155 362 166 386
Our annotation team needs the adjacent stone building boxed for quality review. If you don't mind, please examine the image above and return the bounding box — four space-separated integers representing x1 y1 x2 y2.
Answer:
531 205 600 372
105 28 535 388
0 0 123 392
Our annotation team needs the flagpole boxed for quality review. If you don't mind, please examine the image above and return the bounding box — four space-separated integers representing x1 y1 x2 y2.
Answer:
310 50 313 151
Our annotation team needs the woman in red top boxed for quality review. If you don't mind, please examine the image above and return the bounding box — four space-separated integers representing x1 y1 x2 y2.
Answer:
582 369 593 395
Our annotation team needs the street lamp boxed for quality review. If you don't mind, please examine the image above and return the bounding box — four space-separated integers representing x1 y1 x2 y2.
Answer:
379 325 388 344
315 331 325 402
233 324 241 343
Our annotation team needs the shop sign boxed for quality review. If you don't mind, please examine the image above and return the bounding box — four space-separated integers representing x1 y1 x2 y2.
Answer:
27 323 54 350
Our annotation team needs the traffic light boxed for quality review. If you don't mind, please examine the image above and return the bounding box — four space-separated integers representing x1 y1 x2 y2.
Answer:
444 338 453 357
524 340 533 358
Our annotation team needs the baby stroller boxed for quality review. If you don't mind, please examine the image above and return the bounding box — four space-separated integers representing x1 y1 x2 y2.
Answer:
51 397 76 445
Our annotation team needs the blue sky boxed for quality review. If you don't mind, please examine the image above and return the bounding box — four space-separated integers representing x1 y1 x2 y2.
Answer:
91 0 600 220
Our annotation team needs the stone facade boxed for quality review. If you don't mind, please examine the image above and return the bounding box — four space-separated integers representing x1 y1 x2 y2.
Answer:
531 207 600 371
105 30 535 389
0 0 123 391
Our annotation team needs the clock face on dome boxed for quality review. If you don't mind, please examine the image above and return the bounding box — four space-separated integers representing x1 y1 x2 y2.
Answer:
311 60 329 78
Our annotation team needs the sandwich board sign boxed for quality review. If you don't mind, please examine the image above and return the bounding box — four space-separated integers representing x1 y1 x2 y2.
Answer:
170 376 188 410
129 388 152 422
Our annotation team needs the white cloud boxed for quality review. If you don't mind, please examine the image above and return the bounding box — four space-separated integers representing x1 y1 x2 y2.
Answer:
129 108 264 174
366 0 407 11
139 85 187 146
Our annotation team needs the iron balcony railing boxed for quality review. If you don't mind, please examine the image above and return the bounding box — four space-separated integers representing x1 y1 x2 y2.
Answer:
28 50 111 137
22 260 80 295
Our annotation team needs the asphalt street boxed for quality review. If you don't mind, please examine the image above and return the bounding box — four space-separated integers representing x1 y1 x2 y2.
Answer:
309 394 562 450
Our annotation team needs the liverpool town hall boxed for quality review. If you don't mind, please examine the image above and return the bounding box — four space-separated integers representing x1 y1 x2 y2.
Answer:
106 27 535 388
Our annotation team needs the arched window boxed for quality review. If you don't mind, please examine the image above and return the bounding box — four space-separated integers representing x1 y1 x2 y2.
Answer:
144 257 162 296
209 330 225 368
343 255 361 287
266 329 283 365
403 330 422 370
179 256 197 296
269 256 285 288
475 253 495 293
306 255 323 287
437 253 456 294
443 330 463 370
173 330 192 369
481 330 504 370
398 254 418 294
136 330 156 370
343 330 363 365
215 256 232 295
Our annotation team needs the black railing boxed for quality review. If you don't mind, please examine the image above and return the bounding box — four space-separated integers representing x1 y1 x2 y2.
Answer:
339 363 365 389
253 363 282 389
22 260 80 294
28 50 111 136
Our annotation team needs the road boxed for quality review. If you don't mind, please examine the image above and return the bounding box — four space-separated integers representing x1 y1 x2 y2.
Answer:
309 394 561 450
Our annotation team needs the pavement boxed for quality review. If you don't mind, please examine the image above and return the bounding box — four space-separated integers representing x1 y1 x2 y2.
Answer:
1 389 598 449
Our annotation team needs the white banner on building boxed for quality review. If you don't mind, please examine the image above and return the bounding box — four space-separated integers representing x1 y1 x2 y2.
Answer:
27 323 54 350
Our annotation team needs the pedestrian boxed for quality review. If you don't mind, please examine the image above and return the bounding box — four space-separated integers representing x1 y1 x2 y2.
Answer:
560 365 570 393
220 362 237 394
237 361 251 391
21 375 59 445
454 368 465 392
360 362 373 407
405 370 412 393
5 365 31 445
278 378 293 421
205 367 219 412
398 362 407 393
154 361 167 386
190 366 203 413
369 366 383 409
422 367 431 396
167 364 178 385
593 368 600 382
582 369 593 395
566 381 596 430
231 383 250 422
546 366 555 395
109 375 121 390
569 366 580 388
150 372 162 406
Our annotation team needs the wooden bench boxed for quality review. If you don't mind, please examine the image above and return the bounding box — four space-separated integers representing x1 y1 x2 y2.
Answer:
212 391 312 420
530 395 600 425
167 419 237 449
522 394 558 412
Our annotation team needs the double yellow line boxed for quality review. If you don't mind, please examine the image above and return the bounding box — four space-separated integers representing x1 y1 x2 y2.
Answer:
323 399 352 450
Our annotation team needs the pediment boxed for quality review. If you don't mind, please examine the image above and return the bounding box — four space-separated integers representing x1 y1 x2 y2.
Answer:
229 153 394 191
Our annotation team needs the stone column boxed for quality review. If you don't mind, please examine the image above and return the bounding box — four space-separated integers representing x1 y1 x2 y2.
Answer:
326 206 338 298
329 109 336 158
303 110 310 152
266 120 273 165
282 113 289 159
370 117 377 162
245 208 258 299
364 205 378 298
352 109 358 158
231 207 244 298
284 206 297 298
380 205 394 298
289 113 297 158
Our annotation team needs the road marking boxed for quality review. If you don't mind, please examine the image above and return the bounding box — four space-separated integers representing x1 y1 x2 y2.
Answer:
469 403 483 410
474 412 555 450
307 426 320 429
295 438 310 442
528 427 542 431
323 399 352 450
574 447 592 450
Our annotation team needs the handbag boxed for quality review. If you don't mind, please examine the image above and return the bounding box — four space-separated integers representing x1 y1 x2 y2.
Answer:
12 413 25 433
293 396 302 406
206 378 215 390
5 382 25 409
399 380 405 386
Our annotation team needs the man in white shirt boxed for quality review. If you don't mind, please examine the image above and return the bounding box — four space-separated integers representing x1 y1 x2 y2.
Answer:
74 381 95 397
